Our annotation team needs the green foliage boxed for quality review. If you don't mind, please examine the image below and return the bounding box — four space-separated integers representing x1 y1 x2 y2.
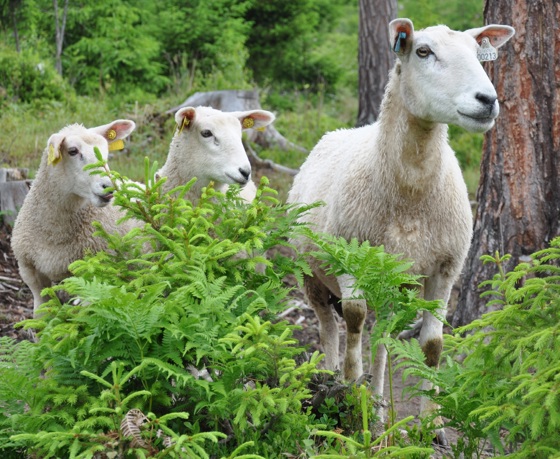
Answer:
0 153 460 456
0 157 329 457
389 240 560 458
304 233 442 348
4 0 356 97
311 386 433 458
143 0 252 94
243 0 351 90
446 242 560 457
400 0 484 30
0 43 72 104
63 2 168 97
303 231 443 447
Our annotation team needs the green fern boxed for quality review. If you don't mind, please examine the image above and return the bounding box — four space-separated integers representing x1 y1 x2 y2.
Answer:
1 156 327 458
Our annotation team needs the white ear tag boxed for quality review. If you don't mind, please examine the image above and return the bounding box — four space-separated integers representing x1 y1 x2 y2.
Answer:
477 37 498 62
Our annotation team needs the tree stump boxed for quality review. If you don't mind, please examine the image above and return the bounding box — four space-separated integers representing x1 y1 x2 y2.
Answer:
0 168 31 228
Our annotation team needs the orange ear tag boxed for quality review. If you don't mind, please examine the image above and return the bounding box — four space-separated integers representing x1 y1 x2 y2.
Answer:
109 139 125 151
47 144 61 166
242 117 255 129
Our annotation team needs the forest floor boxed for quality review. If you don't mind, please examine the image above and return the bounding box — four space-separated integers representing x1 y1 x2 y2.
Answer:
0 220 490 458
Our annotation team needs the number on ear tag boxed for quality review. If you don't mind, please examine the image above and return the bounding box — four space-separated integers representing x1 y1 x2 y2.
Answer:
477 37 498 62
242 117 255 129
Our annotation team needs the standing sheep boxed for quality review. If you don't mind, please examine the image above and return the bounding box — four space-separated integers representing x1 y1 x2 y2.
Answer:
288 18 514 440
12 120 137 313
157 106 275 202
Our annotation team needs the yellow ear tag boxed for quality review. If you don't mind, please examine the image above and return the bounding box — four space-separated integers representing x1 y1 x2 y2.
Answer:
108 139 125 151
242 117 255 129
256 126 266 132
107 129 117 140
178 117 190 134
47 144 60 166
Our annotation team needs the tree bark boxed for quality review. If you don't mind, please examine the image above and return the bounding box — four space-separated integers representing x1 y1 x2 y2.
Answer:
0 168 30 228
10 0 21 53
53 0 68 76
453 0 560 326
356 0 397 127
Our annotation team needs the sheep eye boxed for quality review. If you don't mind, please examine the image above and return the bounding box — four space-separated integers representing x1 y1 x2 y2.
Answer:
416 46 432 58
67 147 79 156
200 130 213 138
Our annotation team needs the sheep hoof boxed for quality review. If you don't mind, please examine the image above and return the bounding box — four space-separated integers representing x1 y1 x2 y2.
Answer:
434 428 448 446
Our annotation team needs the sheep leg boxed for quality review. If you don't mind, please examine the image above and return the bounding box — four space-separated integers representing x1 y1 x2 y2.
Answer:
304 275 340 373
338 274 367 381
419 274 452 445
19 264 51 314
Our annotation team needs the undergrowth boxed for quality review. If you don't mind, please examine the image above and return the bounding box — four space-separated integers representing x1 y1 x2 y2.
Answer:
3 151 555 457
0 157 436 458
392 242 560 458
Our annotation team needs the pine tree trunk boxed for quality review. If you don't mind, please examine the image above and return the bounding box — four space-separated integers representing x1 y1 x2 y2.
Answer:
10 0 21 53
356 0 397 127
453 0 560 326
53 0 68 76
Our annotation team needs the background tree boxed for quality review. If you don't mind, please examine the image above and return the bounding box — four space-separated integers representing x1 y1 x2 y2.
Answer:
356 0 396 126
244 0 347 90
53 0 67 75
0 0 23 52
453 0 560 326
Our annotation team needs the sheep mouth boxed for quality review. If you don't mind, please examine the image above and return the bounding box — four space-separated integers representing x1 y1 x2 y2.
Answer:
225 174 249 186
457 111 495 124
96 192 114 205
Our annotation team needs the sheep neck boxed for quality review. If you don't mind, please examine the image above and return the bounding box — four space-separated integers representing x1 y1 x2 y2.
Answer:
376 64 448 193
32 163 92 214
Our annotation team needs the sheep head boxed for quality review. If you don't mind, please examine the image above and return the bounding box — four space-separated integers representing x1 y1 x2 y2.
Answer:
170 106 275 189
45 119 136 208
388 18 515 133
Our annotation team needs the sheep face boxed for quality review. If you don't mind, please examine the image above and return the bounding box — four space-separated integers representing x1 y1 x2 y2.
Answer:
389 19 514 133
172 106 275 189
45 120 136 208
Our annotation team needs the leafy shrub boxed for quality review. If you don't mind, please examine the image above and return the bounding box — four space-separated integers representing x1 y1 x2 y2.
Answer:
391 241 560 458
0 158 326 458
446 244 560 458
0 44 72 104
0 152 451 457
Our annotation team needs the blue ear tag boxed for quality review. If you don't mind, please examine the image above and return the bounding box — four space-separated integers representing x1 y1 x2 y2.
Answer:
394 31 407 53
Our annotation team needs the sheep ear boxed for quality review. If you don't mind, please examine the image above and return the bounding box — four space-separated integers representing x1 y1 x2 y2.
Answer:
465 24 515 49
46 133 64 166
92 119 136 141
175 107 196 133
235 110 276 130
389 18 414 55
91 119 136 152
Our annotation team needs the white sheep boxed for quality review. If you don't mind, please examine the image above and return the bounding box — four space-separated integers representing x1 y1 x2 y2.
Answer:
12 120 137 313
288 18 514 441
157 106 275 201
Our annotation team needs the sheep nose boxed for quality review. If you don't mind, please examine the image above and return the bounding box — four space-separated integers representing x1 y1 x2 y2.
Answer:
239 167 251 181
475 92 497 108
